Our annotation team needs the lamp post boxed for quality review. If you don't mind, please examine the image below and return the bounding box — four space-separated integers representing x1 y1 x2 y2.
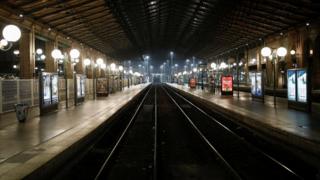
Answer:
110 63 116 93
119 65 124 91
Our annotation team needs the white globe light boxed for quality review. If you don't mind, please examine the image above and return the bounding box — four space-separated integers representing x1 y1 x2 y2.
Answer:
210 62 217 69
277 47 287 57
290 49 296 55
84 58 91 66
220 62 228 69
13 49 19 55
70 48 80 59
100 63 106 69
0 39 8 46
261 47 272 57
36 48 43 55
193 68 197 72
51 49 62 59
2 24 21 42
110 63 116 71
119 65 124 71
96 58 103 65
129 70 133 74
40 54 46 60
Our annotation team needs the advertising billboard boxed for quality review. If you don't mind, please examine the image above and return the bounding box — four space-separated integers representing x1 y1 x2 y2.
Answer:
51 74 59 101
287 70 296 101
249 71 263 98
256 72 262 97
221 75 233 95
40 72 59 115
249 72 256 95
297 70 307 102
42 74 51 103
189 78 196 88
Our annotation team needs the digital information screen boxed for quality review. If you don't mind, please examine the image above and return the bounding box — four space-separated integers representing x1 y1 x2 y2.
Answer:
42 74 51 103
51 74 59 101
249 72 256 95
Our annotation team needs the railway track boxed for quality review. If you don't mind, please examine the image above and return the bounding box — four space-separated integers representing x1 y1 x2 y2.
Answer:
55 84 311 180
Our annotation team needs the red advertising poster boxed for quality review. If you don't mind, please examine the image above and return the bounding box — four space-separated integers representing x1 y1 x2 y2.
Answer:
189 78 196 88
222 76 233 92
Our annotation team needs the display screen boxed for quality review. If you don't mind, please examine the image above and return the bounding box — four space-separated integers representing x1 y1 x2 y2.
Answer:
222 76 233 92
297 70 307 102
42 74 51 102
256 72 262 97
249 72 256 95
287 70 296 101
51 74 58 100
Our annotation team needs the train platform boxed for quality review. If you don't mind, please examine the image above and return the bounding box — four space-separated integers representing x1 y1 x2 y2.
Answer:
167 83 320 156
0 84 149 179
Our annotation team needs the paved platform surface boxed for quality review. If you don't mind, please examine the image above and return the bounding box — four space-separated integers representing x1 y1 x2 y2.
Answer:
0 84 149 179
168 83 320 155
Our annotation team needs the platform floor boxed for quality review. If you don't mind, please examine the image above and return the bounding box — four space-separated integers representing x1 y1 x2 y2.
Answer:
168 83 320 155
0 84 148 179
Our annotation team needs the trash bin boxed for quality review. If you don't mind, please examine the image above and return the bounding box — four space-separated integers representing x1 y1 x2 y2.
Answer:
14 103 29 122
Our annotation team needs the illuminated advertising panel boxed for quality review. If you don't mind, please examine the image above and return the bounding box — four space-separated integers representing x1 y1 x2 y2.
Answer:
81 77 85 97
256 72 262 97
77 75 81 97
42 74 51 103
51 74 58 100
189 78 196 88
222 76 233 92
249 72 256 95
297 70 307 102
287 70 296 101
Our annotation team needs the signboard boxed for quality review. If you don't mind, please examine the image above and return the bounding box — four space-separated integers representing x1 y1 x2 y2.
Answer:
75 74 86 105
221 75 233 95
287 69 309 112
189 78 196 88
249 71 264 99
40 72 59 115
96 78 108 96
297 70 307 102
287 69 296 101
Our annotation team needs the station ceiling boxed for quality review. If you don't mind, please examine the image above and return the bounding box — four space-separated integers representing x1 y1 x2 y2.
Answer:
2 0 320 61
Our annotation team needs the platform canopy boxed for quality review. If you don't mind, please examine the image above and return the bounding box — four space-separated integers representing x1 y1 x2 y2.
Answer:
2 0 319 60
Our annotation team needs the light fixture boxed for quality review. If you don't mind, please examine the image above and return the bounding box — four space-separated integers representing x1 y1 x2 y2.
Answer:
183 71 187 75
0 39 8 47
110 63 116 71
84 58 91 66
193 67 197 72
175 64 178 67
261 46 272 57
239 61 243 66
13 49 19 55
210 62 217 70
233 62 237 66
2 24 21 42
170 51 174 55
51 49 62 59
290 50 296 55
129 70 133 74
100 63 106 69
309 49 313 56
119 65 124 71
220 62 228 69
96 58 104 65
70 48 80 59
276 47 287 57
40 54 46 60
251 58 256 64
36 48 43 55
13 65 17 69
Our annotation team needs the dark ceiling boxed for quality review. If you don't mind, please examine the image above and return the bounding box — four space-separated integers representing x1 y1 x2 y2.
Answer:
2 0 320 62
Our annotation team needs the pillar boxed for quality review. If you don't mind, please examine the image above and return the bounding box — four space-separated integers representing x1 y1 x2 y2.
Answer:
19 27 35 79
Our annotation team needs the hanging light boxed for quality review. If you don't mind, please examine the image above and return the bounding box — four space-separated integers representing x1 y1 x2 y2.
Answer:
276 47 287 57
36 48 43 55
96 58 104 65
100 63 106 69
119 65 124 71
0 39 8 47
2 24 21 42
51 49 62 59
210 62 217 70
13 49 19 55
193 67 197 72
290 50 296 55
70 48 80 59
40 54 46 60
84 58 91 66
261 47 272 57
110 63 116 71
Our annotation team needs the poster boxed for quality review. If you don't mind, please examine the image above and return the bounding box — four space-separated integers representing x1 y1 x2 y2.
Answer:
42 74 51 102
51 74 58 100
287 70 296 101
77 75 81 97
297 70 307 102
222 76 233 92
256 72 262 96
189 78 196 88
81 76 85 97
249 72 256 95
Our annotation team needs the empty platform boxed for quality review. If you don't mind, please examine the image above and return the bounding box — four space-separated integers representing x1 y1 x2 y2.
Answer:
0 84 149 179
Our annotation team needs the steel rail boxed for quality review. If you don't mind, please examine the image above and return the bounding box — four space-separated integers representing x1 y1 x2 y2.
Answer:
94 86 152 180
161 86 243 180
153 86 158 180
166 85 303 180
